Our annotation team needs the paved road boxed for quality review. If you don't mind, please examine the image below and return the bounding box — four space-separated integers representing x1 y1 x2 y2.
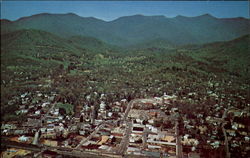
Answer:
76 99 141 150
142 127 148 149
221 107 241 158
76 122 106 149
2 139 121 158
116 99 146 155
43 103 56 120
116 98 165 155
123 99 137 120
175 121 183 158
76 120 118 149
116 120 133 155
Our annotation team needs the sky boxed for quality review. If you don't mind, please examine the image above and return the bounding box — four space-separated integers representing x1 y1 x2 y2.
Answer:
1 1 249 21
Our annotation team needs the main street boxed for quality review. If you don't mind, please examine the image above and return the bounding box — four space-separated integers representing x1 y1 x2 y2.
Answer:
116 97 181 156
116 120 132 155
76 123 106 149
76 119 118 149
175 121 183 158
221 107 242 158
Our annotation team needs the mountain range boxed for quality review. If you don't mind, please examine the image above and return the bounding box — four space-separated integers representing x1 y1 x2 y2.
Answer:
1 13 249 46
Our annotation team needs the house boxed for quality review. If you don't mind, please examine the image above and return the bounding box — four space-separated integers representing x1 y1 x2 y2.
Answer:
148 144 161 149
40 128 47 134
14 130 25 135
99 145 109 150
147 139 176 146
132 124 144 134
198 126 207 134
20 109 28 114
162 136 175 143
135 119 143 124
24 118 41 128
79 130 86 135
182 135 199 146
127 146 140 154
35 110 41 115
148 111 158 117
18 135 29 142
111 127 124 138
100 102 106 110
41 132 57 139
21 93 28 98
226 129 236 137
1 124 17 130
210 141 220 149
147 126 158 133
47 128 55 133
42 102 50 107
43 140 58 147
108 112 113 117
19 105 26 109
244 136 249 141
98 136 109 145
99 130 111 136
188 152 200 158
148 119 154 124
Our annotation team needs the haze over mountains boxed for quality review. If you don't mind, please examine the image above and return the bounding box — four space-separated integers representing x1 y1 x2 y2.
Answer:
1 13 249 46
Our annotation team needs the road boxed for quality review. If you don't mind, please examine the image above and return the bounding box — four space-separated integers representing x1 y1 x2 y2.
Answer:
41 103 56 122
122 99 137 120
76 119 118 149
221 107 241 158
76 122 106 149
2 139 121 158
175 121 183 158
76 99 141 150
116 98 171 155
116 120 133 155
116 99 145 155
117 97 182 156
142 127 148 149
75 96 134 150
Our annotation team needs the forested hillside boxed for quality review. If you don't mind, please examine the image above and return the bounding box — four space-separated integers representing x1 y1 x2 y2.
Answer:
1 13 249 46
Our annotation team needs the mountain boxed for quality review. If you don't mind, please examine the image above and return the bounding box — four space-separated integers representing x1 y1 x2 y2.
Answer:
0 29 113 71
67 35 119 53
1 13 249 46
1 13 124 46
186 34 250 78
128 38 175 50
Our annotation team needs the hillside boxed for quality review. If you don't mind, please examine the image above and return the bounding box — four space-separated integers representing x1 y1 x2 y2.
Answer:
1 29 115 86
1 13 249 46
67 35 119 53
182 35 250 81
188 34 250 78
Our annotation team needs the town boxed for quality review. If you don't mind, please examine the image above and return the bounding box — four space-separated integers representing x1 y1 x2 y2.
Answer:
1 2 250 158
1 89 249 158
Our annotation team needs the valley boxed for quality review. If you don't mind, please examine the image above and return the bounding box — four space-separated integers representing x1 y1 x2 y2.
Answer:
1 13 250 158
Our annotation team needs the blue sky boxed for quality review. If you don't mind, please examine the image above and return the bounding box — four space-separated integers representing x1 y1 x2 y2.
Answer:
1 1 249 21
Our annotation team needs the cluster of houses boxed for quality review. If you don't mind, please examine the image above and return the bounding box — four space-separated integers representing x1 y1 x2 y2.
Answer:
1 90 249 158
176 92 250 157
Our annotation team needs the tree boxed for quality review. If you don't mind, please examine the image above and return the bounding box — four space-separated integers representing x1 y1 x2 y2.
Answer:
80 115 84 122
59 107 66 115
